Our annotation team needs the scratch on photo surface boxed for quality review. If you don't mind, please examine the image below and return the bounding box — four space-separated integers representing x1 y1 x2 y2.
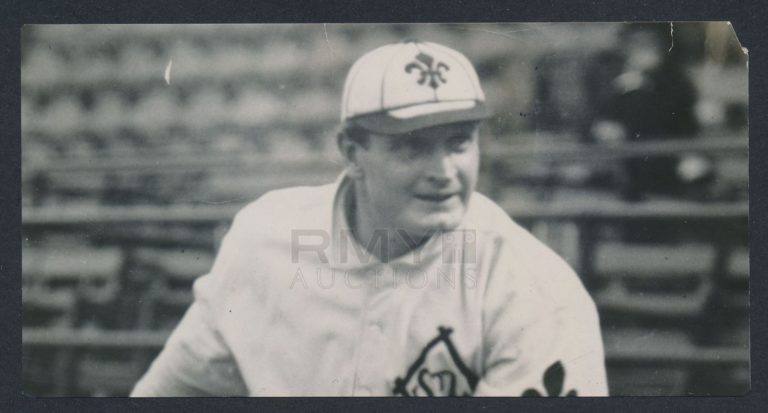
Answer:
323 24 335 57
668 23 674 52
565 350 596 364
450 26 529 40
164 58 173 85
198 198 249 205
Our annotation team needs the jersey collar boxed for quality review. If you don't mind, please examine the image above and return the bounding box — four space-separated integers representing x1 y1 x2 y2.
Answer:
329 171 443 272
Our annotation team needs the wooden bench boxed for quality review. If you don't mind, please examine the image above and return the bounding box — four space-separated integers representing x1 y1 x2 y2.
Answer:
603 327 749 395
22 326 749 396
130 248 214 329
591 242 715 318
23 246 124 327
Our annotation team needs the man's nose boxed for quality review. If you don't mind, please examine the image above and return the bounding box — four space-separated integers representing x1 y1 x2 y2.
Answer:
424 150 457 185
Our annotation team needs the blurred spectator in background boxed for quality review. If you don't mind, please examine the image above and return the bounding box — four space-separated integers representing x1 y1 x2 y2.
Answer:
584 23 715 202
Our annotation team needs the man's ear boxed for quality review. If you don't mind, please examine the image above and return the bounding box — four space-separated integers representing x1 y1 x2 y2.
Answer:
338 134 364 179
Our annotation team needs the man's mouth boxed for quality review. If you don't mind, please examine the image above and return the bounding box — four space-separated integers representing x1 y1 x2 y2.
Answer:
413 193 457 203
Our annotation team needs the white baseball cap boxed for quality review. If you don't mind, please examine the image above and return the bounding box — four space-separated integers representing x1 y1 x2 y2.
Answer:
341 40 489 134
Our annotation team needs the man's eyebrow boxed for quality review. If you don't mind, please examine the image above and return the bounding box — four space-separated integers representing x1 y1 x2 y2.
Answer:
388 134 427 146
448 130 477 141
450 130 474 137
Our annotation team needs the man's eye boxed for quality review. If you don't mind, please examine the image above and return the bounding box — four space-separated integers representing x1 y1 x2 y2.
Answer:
393 140 429 157
407 141 431 156
447 135 472 151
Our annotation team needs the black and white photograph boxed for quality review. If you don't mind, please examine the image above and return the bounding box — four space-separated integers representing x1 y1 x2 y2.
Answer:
20 22 748 397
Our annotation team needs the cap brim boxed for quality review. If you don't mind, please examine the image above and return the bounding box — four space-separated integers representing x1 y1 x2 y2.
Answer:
349 101 490 135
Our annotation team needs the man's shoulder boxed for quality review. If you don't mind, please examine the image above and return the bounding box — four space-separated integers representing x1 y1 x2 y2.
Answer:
229 182 337 233
464 192 536 247
468 192 594 312
464 192 516 232
466 193 569 274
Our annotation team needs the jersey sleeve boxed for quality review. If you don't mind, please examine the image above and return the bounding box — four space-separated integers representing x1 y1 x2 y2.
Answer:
474 241 608 397
130 219 250 397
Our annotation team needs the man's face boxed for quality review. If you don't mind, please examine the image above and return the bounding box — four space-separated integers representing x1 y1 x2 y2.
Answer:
350 121 480 239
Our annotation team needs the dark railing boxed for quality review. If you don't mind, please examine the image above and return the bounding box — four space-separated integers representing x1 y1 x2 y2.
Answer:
20 200 749 227
22 135 746 176
22 327 748 367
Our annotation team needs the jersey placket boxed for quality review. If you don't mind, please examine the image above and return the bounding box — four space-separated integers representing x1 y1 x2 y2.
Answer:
350 263 396 396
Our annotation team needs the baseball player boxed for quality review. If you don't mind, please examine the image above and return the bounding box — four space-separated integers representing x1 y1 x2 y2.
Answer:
131 40 608 397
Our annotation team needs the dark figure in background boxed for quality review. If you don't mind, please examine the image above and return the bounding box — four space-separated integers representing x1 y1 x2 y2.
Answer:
585 24 714 202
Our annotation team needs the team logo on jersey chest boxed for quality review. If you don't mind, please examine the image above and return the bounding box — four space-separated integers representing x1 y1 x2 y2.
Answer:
393 326 478 397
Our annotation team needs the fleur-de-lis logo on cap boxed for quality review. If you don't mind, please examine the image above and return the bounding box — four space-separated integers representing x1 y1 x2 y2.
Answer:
404 52 450 90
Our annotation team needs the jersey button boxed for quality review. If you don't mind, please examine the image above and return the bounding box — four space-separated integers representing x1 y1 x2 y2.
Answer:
368 323 382 335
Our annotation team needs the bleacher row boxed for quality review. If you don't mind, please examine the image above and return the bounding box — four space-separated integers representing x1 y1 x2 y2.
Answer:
21 24 748 396
22 23 629 165
22 134 748 209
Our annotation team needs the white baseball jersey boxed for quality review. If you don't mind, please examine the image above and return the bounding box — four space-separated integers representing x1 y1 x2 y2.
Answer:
131 173 608 397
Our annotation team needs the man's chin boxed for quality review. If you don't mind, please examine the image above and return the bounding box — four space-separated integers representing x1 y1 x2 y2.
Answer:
394 208 465 237
413 214 463 234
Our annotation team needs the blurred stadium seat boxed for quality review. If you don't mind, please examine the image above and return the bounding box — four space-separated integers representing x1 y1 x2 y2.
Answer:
591 243 715 318
131 248 213 329
23 246 123 327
